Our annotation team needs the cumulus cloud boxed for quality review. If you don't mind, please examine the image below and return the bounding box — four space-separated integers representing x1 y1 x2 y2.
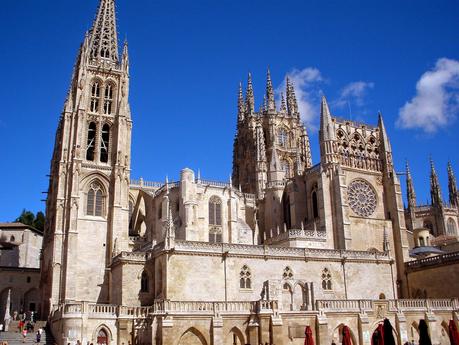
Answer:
335 81 374 108
397 58 459 133
275 67 324 129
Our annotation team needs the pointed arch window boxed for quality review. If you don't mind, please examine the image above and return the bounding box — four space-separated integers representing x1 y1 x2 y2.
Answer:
90 82 101 113
87 182 105 217
86 122 97 161
312 191 319 219
239 265 252 289
447 218 457 235
281 160 291 178
140 271 149 292
104 84 114 115
321 268 332 290
100 124 110 163
209 196 222 226
278 128 289 147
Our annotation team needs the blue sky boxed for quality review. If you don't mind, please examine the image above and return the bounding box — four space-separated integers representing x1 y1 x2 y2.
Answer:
0 0 458 221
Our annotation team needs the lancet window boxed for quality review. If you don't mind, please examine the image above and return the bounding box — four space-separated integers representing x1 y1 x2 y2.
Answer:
90 82 101 113
104 84 114 115
321 268 332 290
100 124 110 163
447 218 457 235
239 265 252 289
140 271 149 292
209 196 222 226
87 182 105 217
278 128 289 147
86 122 97 161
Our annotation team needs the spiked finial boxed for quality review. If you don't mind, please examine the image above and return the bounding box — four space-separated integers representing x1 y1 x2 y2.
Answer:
286 77 299 116
406 160 417 210
89 0 119 62
447 161 459 208
265 68 276 112
320 95 336 141
429 157 443 207
238 82 245 122
246 73 255 114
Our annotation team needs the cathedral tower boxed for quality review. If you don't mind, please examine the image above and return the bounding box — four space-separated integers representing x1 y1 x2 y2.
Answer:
40 0 132 315
232 70 312 199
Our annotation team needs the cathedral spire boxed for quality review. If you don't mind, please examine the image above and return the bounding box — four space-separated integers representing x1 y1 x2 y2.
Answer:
406 160 417 210
280 93 287 113
265 68 276 112
89 0 119 63
430 158 443 207
286 77 299 117
377 112 392 153
320 95 335 141
246 73 255 114
237 82 245 122
448 161 459 208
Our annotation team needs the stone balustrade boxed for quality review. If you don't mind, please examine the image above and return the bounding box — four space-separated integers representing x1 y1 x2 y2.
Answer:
405 251 459 271
53 298 459 322
266 228 327 244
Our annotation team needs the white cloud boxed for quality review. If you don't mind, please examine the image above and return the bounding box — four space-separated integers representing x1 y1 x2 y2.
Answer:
397 58 459 133
275 67 324 129
335 81 374 108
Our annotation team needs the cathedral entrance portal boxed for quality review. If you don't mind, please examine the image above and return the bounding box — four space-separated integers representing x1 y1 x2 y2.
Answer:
97 329 109 345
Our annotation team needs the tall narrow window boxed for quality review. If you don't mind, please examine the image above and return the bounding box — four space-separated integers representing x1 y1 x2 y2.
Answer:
209 196 222 226
321 268 332 290
278 128 288 147
104 84 114 115
90 82 100 113
87 182 104 217
447 218 457 235
140 271 149 292
281 160 291 178
240 265 252 289
100 124 110 163
86 122 97 161
312 191 319 219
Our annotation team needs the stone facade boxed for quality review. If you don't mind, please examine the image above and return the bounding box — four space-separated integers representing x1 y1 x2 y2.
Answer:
38 1 459 345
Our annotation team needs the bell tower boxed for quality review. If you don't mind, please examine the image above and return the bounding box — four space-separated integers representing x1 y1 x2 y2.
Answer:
40 0 132 315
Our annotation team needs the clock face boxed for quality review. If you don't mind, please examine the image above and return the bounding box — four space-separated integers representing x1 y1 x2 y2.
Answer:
347 179 377 217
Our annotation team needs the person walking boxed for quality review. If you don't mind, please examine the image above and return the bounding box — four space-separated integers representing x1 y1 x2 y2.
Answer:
36 331 41 343
22 329 27 343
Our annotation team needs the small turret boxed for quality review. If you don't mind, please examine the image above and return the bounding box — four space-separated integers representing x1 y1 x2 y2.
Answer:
430 158 443 207
406 161 417 210
237 82 245 122
246 73 255 114
448 161 458 208
319 95 336 165
286 77 299 117
265 68 276 112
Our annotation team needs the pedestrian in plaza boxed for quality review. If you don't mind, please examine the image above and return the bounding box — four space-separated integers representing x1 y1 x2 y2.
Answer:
22 328 28 343
36 330 41 343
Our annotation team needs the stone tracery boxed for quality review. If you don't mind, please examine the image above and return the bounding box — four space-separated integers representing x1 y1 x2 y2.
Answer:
347 179 377 217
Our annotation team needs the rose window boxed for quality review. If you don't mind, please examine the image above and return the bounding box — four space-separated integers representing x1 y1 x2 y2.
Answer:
347 180 377 217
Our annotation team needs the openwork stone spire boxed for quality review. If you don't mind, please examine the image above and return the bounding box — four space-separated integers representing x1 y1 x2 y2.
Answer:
265 68 276 112
246 73 255 114
448 161 459 208
320 95 335 141
237 82 246 122
89 0 119 62
286 77 299 116
406 161 416 210
430 158 443 207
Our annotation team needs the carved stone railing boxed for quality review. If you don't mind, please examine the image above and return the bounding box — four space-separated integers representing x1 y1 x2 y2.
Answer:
169 240 390 263
316 299 459 313
198 179 232 188
130 179 163 190
405 251 459 271
266 228 327 244
266 180 286 189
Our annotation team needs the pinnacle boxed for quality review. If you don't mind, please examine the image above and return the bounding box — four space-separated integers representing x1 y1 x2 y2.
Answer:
89 0 119 62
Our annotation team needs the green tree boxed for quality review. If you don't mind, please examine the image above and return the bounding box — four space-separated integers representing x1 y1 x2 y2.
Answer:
33 211 45 232
14 210 45 232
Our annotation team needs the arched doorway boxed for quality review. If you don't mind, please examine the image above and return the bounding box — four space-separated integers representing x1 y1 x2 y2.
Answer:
227 327 245 345
332 324 357 345
178 328 207 345
24 288 40 314
97 329 109 345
